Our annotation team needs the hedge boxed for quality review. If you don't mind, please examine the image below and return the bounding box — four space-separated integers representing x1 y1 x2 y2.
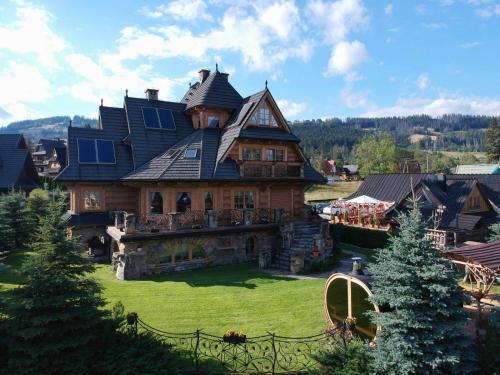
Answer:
330 224 390 249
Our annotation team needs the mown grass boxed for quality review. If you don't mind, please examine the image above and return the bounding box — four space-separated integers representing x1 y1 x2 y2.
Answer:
305 182 361 202
338 242 378 264
1 252 329 337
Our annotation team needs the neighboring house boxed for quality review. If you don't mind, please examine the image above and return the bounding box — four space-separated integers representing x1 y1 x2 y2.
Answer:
348 173 500 246
322 159 359 181
56 68 326 278
452 164 500 175
399 158 421 173
0 134 40 193
32 138 67 177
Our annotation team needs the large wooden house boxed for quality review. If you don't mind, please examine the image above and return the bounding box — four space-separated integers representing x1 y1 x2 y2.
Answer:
56 68 326 278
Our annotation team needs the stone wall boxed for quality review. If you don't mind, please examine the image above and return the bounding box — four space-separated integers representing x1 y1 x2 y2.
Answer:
68 226 109 256
111 228 278 280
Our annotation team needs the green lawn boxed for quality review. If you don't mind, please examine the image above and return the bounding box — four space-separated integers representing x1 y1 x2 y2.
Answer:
338 242 378 263
1 252 328 337
305 182 361 202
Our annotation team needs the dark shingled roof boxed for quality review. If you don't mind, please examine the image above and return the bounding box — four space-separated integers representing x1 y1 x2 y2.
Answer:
62 211 114 227
183 72 242 110
444 241 500 271
37 138 65 155
57 106 134 182
57 73 324 184
0 134 39 191
349 173 500 230
53 146 67 168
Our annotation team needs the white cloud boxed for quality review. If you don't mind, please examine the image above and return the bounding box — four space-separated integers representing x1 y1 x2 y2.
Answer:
460 41 481 48
326 40 368 76
385 3 393 15
0 2 67 69
306 0 368 44
416 73 430 90
0 62 51 122
422 22 447 30
141 0 212 21
363 95 500 117
63 53 181 106
257 1 300 40
276 99 307 118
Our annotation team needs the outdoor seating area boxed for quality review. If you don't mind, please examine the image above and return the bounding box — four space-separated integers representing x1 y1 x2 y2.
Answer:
327 195 393 229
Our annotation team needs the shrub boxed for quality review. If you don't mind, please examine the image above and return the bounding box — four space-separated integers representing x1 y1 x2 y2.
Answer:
330 224 389 249
311 337 373 375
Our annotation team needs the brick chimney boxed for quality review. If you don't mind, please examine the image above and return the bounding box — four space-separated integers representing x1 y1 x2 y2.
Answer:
198 69 210 83
145 88 159 101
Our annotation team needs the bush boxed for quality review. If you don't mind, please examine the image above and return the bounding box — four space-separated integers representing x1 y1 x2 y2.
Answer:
311 337 373 375
330 224 389 249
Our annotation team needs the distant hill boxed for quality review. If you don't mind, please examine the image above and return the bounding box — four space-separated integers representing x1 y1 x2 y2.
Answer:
0 116 98 142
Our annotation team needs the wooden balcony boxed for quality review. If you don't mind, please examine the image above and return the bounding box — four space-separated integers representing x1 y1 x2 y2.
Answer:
240 161 304 179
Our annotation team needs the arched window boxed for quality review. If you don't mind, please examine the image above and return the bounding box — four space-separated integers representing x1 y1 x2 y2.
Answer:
324 273 379 337
176 192 191 212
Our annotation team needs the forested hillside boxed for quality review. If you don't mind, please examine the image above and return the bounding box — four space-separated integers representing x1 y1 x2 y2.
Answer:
0 116 97 142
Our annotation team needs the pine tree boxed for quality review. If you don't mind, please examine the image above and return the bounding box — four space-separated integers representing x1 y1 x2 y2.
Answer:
368 206 470 375
486 117 500 162
6 199 108 375
0 191 29 251
24 188 50 242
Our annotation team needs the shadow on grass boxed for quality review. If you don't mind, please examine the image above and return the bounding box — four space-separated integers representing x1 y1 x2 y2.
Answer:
145 262 299 289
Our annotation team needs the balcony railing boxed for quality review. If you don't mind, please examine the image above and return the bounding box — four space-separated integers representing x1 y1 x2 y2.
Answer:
113 208 289 234
240 161 304 178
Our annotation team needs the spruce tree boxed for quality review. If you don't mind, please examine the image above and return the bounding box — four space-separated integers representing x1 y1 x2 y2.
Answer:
486 117 500 162
0 191 29 251
6 199 108 375
368 206 470 375
24 188 50 242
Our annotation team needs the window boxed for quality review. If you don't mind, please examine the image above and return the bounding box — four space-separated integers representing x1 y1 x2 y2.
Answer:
176 192 191 212
271 115 278 127
276 149 284 161
142 107 176 130
84 191 101 210
204 192 213 211
184 148 198 158
259 105 270 125
77 139 115 164
242 147 261 161
265 148 284 161
234 191 254 209
150 192 163 214
207 116 219 128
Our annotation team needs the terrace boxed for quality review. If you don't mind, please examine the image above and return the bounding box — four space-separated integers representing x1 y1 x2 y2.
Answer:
108 208 290 241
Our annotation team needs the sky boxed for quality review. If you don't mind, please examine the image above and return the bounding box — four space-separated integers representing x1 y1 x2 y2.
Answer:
1 0 500 126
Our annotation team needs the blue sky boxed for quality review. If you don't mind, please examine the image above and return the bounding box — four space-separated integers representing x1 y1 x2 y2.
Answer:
1 0 500 126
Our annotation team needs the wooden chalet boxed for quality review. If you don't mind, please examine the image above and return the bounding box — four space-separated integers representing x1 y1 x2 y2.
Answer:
347 173 500 248
56 68 326 278
32 138 67 177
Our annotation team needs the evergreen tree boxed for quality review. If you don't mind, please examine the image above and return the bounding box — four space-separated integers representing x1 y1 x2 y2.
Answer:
24 188 50 242
368 206 470 375
5 199 108 375
486 117 500 162
0 191 28 252
487 222 500 242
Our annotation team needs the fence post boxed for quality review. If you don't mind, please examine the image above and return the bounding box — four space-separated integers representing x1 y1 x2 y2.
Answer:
195 329 200 375
271 332 277 375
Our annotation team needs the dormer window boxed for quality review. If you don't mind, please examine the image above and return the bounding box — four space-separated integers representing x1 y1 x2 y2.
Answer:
207 116 219 128
184 149 198 158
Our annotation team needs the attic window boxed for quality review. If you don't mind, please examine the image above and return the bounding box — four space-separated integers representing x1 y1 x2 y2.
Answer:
142 107 176 130
184 149 198 158
207 116 219 128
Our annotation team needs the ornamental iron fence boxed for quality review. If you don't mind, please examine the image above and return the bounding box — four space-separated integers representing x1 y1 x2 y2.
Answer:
134 317 334 374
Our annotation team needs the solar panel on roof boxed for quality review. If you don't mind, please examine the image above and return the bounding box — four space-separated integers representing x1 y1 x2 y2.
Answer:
96 140 116 164
158 109 176 130
78 139 97 163
184 148 198 158
142 107 160 128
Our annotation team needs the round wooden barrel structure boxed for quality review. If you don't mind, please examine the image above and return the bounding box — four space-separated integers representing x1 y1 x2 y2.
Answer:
324 272 380 338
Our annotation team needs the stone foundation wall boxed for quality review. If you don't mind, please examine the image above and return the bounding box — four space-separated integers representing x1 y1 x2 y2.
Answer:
111 229 278 280
68 226 109 256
